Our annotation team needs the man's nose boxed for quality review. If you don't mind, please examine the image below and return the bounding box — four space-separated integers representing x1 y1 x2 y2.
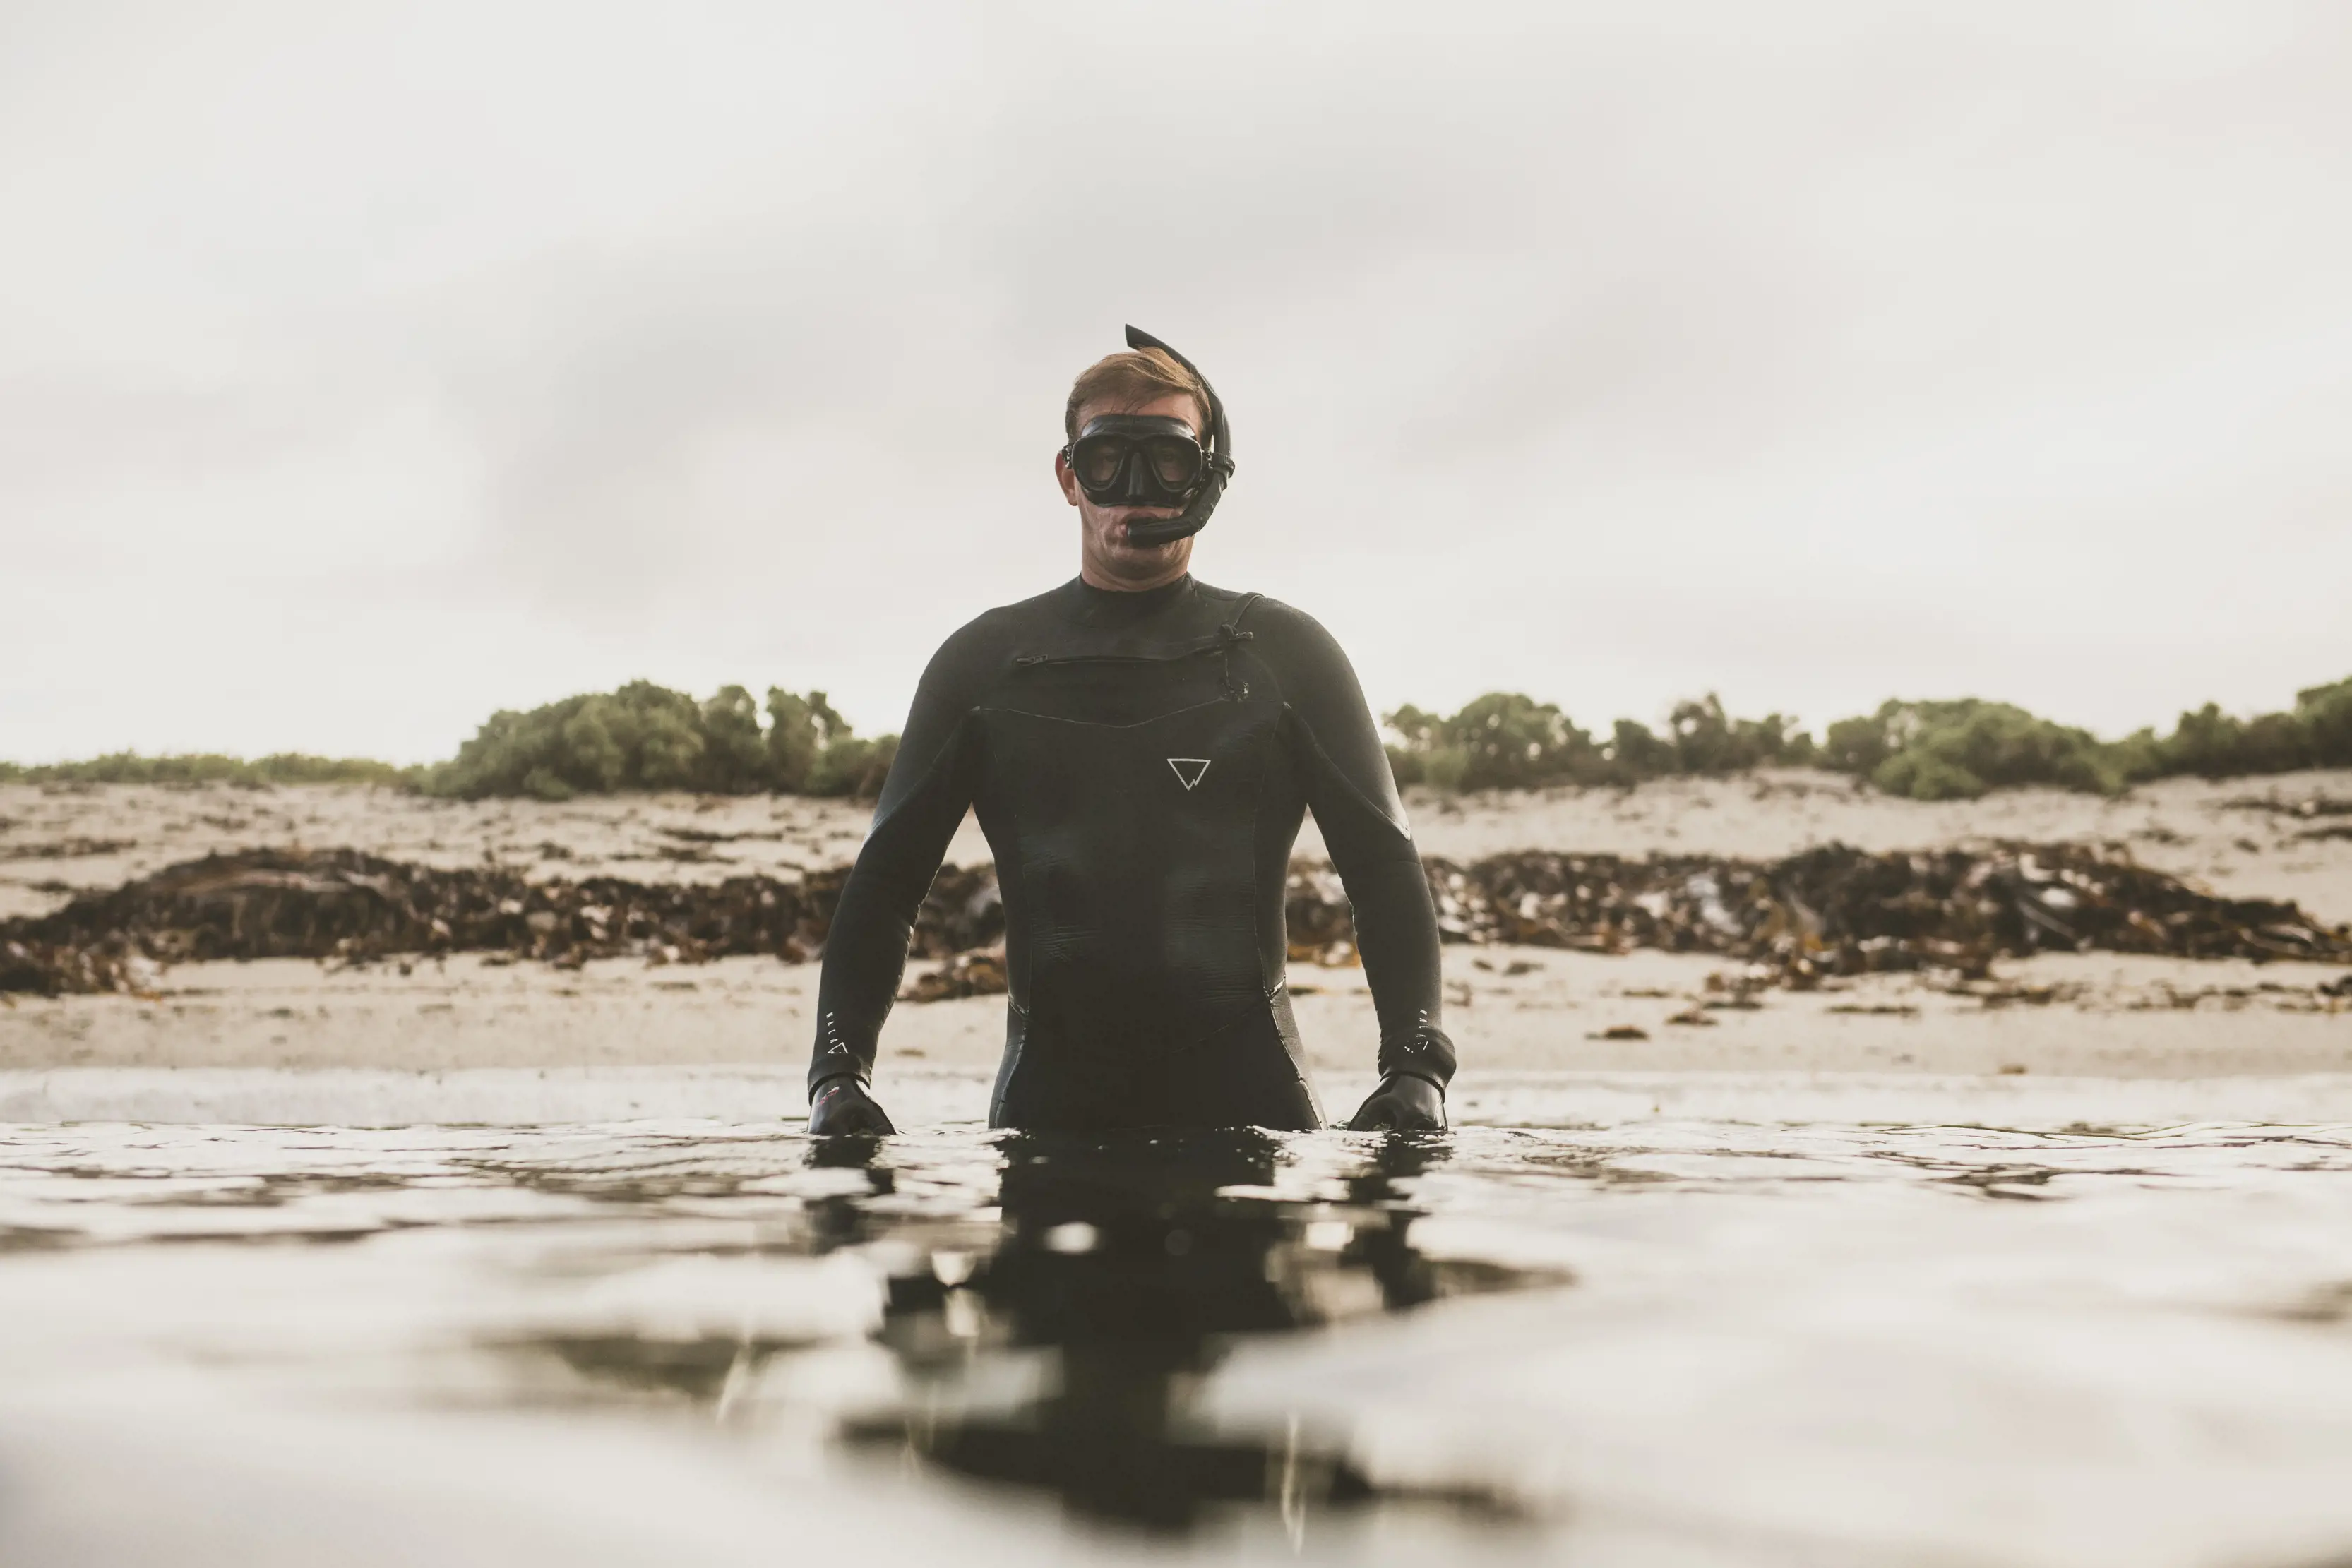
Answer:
1119 453 1154 505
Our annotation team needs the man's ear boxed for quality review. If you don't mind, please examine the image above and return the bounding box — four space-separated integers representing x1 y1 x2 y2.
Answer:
1054 447 1082 506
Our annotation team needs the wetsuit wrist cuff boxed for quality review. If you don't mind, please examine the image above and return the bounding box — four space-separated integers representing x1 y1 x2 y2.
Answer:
1378 1023 1457 1089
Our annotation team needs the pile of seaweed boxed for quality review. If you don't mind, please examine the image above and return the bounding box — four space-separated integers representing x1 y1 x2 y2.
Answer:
0 849 1000 998
4 843 2346 999
1334 843 2352 984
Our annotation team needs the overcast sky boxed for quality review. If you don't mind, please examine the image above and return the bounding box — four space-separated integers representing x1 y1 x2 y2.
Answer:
3 1 2347 765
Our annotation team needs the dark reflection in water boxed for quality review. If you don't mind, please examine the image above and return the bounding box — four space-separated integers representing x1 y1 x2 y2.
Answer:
476 1127 1560 1534
833 1128 1551 1533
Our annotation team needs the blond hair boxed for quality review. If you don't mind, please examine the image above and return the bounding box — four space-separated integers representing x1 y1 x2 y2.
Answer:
1063 347 1210 441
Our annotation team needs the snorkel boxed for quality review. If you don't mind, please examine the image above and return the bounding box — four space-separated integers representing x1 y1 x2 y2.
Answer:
1114 325 1234 549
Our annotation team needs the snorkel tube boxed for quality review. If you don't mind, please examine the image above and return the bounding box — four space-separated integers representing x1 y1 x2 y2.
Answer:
1118 325 1234 548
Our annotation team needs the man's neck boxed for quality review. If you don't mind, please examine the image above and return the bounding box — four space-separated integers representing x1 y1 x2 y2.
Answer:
1079 534 1195 592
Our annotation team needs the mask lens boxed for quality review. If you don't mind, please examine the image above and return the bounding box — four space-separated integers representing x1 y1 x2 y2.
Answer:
1073 436 1128 491
1145 437 1202 490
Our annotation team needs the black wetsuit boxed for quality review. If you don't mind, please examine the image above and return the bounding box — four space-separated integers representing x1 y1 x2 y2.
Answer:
806 575 1455 1131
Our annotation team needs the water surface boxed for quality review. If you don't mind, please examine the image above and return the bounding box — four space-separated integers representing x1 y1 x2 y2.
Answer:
4 1072 2352 1566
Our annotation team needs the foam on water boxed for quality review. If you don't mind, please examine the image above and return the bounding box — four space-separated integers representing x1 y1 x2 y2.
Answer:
3 1069 2351 1566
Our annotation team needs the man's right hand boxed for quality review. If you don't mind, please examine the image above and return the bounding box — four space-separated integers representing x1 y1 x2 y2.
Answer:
808 1077 895 1135
1345 1072 1447 1132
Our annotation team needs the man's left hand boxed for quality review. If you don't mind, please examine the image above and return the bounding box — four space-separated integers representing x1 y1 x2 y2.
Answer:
808 1077 896 1136
1345 1072 1447 1132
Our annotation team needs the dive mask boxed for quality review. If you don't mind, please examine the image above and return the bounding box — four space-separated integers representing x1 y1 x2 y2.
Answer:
1062 325 1235 547
1068 415 1210 509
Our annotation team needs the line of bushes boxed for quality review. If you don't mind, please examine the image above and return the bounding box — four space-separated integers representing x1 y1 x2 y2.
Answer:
1385 693 1815 792
1385 676 2352 801
0 753 424 789
0 682 899 803
426 681 895 801
7 674 2348 804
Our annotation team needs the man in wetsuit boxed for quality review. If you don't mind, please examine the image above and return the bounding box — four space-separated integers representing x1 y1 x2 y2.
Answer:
806 328 1454 1135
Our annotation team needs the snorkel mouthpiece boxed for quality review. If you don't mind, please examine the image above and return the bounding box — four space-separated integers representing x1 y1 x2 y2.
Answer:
1116 325 1233 547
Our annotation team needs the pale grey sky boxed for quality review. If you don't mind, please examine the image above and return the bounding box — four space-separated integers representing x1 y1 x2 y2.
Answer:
3 1 2347 763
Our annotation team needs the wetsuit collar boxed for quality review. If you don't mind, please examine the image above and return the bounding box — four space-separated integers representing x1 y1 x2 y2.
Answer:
1061 573 1193 628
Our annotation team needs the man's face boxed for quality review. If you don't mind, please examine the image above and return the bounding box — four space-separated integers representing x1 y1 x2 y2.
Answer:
1057 391 1204 590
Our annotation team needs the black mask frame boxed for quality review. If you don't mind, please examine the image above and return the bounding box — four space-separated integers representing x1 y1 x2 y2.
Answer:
1068 414 1208 509
1061 325 1235 548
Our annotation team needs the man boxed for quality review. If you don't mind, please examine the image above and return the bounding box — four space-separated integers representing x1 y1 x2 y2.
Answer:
806 328 1453 1135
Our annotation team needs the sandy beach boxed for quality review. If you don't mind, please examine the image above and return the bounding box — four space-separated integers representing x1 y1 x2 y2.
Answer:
5 771 2348 1094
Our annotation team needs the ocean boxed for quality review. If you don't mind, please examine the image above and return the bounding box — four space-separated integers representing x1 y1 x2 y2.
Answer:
3 1067 2351 1567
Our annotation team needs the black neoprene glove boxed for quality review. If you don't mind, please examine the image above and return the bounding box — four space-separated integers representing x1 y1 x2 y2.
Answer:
808 1077 896 1136
1345 1072 1447 1132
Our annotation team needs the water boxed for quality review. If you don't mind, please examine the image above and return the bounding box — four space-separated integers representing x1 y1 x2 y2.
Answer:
4 1071 2352 1566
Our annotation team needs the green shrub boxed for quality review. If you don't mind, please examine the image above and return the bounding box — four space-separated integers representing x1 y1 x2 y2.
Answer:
424 680 895 801
696 686 769 794
2298 677 2352 767
430 681 696 799
1819 699 2154 800
1604 719 1677 783
1820 712 1894 777
1666 695 1816 774
1385 695 1606 791
1452 693 1601 790
2139 678 2351 779
2159 703 2306 778
807 734 899 798
1387 693 1810 791
765 688 849 792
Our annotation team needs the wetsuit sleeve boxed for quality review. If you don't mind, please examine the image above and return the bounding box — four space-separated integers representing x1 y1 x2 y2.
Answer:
806 628 988 1096
1257 605 1456 1091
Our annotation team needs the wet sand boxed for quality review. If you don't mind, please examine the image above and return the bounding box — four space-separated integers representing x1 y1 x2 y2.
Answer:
4 947 2348 1088
4 772 2348 1086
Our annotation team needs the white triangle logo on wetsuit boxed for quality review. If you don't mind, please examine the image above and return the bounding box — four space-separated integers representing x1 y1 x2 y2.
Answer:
1166 758 1211 791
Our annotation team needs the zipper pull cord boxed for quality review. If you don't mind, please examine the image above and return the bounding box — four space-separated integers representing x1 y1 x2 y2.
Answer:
1217 625 1253 700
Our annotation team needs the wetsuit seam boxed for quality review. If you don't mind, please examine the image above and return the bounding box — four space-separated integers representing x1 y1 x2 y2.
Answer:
1244 750 1270 1009
1282 702 1416 850
1011 635 1243 666
972 697 1236 731
863 710 979 847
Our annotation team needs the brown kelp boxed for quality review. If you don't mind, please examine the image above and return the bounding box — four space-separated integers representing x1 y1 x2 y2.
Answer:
1392 843 2351 983
5 843 2344 999
0 851 991 996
